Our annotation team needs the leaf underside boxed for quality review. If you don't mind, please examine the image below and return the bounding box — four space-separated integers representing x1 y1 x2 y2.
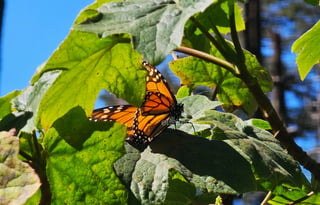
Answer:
75 0 215 64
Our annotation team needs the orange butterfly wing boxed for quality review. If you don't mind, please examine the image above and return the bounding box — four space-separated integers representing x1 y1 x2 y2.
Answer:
125 62 183 144
90 62 183 145
142 62 178 115
90 105 138 136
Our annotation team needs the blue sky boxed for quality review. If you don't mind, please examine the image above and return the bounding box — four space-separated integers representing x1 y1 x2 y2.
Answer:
0 1 93 96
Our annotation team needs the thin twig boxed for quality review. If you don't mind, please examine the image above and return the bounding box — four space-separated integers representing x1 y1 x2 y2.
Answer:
261 191 272 205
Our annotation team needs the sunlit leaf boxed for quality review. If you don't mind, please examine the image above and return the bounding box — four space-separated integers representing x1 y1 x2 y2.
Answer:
36 31 144 130
269 185 320 204
75 0 215 64
196 1 245 34
169 47 273 116
292 20 320 80
0 90 20 119
44 122 127 204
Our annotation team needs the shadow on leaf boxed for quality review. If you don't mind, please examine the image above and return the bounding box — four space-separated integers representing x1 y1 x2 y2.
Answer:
147 128 256 192
0 111 33 132
52 106 109 150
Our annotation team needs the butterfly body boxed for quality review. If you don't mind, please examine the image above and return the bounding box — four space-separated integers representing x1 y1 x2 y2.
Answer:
90 62 182 145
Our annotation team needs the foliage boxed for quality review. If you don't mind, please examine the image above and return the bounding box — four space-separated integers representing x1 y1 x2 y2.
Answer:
0 0 319 204
0 130 41 204
292 20 320 80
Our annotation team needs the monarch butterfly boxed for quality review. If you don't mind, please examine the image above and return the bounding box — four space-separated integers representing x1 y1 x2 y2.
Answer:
90 62 183 145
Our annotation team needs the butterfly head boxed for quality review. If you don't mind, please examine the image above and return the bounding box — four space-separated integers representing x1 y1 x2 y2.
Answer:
171 103 183 121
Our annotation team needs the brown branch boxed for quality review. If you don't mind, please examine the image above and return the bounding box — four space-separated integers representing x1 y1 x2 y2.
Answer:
176 45 320 181
227 0 320 182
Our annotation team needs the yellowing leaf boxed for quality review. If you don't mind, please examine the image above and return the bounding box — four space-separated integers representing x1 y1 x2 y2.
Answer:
0 130 41 204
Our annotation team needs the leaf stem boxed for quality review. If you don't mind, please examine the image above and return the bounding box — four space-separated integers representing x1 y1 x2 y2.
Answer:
261 191 272 205
176 46 236 75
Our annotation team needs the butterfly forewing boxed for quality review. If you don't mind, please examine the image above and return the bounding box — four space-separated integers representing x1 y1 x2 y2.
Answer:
143 62 177 111
89 62 184 146
141 92 172 115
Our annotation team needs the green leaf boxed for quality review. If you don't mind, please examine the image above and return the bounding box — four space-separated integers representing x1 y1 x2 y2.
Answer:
179 95 223 119
0 130 41 204
176 85 192 98
43 122 128 204
75 0 215 64
196 1 245 34
11 70 61 132
183 1 245 53
0 90 20 119
304 0 320 6
292 20 320 80
113 96 309 203
269 185 320 204
169 47 273 116
36 31 144 130
164 170 197 204
129 142 246 204
246 118 272 130
196 110 310 190
175 95 223 135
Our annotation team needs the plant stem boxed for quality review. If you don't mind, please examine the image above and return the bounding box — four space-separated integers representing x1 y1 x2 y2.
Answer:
261 191 272 205
176 46 236 75
190 17 232 60
228 0 244 62
224 0 320 182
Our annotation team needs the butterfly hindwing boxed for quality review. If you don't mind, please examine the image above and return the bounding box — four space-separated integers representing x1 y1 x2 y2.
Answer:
126 108 170 144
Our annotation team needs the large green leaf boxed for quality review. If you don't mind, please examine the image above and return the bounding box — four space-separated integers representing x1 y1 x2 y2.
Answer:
36 32 144 130
44 121 128 204
292 20 320 80
75 0 215 64
113 95 309 204
0 130 41 204
30 1 145 130
115 134 252 204
169 47 273 116
195 109 309 190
